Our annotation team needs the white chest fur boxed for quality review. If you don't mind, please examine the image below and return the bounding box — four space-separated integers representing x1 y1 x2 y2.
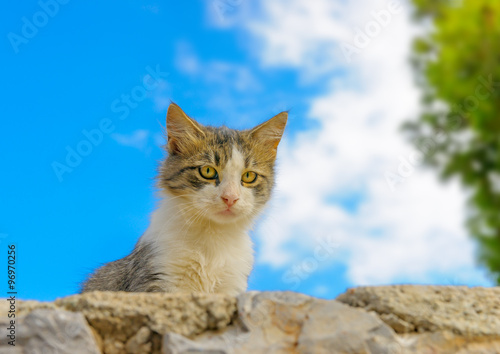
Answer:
140 196 254 296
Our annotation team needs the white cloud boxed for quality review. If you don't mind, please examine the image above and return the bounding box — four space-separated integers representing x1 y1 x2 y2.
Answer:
247 0 351 77
244 0 492 286
175 42 261 92
175 42 200 75
312 285 330 297
112 129 150 151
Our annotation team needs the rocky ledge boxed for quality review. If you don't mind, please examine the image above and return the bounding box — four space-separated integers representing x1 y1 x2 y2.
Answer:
1 286 499 353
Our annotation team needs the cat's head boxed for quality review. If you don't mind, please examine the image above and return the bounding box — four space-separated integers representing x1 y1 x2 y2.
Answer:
159 103 287 225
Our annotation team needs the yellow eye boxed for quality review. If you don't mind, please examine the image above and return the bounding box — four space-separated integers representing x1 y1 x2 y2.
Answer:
242 171 257 184
199 166 217 179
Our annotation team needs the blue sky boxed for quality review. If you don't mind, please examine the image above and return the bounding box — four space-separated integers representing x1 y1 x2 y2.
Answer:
1 0 493 301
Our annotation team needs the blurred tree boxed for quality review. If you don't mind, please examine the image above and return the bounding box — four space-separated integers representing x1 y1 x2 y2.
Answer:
405 0 500 283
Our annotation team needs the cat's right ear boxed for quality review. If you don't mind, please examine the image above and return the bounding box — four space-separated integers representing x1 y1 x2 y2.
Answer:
166 103 205 155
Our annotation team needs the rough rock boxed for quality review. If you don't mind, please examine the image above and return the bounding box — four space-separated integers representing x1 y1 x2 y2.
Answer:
16 291 236 354
2 285 499 353
237 291 400 353
161 292 400 353
399 331 500 354
336 285 500 336
0 309 100 354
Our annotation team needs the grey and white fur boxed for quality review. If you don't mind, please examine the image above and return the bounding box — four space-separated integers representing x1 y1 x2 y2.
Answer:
81 103 287 295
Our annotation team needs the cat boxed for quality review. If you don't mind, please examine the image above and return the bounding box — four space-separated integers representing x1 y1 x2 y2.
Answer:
81 103 287 296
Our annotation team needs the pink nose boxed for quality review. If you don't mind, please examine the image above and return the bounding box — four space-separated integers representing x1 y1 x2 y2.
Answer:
221 195 239 208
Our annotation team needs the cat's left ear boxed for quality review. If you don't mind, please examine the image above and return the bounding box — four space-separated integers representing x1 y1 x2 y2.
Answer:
249 111 288 151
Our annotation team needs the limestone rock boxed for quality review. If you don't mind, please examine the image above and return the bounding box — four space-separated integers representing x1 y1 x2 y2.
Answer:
399 331 500 354
336 285 500 337
7 286 500 353
162 291 401 354
18 291 236 354
125 326 152 354
0 309 100 354
163 332 230 354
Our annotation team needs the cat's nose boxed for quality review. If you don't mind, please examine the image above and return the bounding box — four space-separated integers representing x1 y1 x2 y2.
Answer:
221 195 239 208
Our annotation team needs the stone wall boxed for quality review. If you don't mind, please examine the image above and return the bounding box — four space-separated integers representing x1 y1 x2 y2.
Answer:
1 286 499 353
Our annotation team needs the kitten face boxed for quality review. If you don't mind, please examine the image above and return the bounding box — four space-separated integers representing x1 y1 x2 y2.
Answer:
159 103 287 225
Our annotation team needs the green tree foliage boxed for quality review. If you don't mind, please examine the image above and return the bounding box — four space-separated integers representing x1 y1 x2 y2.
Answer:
405 0 500 283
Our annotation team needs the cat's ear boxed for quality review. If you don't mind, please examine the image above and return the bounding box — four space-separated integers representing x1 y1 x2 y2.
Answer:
249 111 288 151
166 103 205 154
